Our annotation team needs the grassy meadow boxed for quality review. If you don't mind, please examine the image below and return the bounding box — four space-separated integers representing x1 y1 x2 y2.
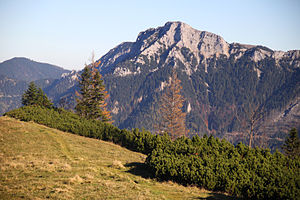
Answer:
0 116 233 199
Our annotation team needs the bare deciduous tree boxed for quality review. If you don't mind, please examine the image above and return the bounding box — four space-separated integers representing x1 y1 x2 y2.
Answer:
247 104 265 148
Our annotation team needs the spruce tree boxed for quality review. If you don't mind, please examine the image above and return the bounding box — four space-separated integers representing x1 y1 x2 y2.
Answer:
22 82 53 108
22 82 38 106
75 66 92 118
37 88 53 108
156 69 188 140
75 57 112 122
282 128 300 159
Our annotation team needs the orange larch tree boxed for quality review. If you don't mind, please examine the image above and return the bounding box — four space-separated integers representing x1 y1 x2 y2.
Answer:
156 69 188 140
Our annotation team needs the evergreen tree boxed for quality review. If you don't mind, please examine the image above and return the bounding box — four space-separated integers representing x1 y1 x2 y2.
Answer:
22 82 38 106
156 69 188 140
37 88 53 108
75 56 112 122
22 82 53 108
90 70 112 122
282 128 300 159
75 66 92 118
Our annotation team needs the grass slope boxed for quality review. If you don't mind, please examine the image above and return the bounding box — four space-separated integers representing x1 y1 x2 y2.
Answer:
0 117 232 200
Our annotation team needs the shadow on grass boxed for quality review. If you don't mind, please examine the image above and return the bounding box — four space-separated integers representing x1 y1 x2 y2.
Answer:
124 162 154 179
125 162 239 200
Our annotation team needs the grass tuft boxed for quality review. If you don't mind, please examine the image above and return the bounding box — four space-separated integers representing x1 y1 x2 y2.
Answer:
110 160 125 169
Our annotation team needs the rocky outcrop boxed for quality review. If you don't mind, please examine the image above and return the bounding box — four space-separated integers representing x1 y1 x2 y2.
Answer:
98 22 300 78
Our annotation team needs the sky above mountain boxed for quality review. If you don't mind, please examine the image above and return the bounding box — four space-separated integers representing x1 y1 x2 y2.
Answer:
0 0 299 71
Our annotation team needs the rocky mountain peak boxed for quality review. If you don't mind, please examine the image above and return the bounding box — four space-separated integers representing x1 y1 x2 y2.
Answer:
98 21 300 77
135 21 230 59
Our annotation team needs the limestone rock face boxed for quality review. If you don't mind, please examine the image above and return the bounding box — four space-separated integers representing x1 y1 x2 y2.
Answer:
98 21 299 77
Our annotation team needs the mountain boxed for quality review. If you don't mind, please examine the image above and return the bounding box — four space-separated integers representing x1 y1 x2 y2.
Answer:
94 21 299 149
0 57 70 81
2 22 300 150
0 57 70 114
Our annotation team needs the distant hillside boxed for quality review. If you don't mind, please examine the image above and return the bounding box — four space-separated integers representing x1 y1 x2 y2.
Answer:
0 76 57 114
0 57 70 114
0 116 229 199
0 75 27 114
0 57 70 81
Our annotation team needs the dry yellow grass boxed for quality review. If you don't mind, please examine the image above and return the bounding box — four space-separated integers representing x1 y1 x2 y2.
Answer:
0 116 233 199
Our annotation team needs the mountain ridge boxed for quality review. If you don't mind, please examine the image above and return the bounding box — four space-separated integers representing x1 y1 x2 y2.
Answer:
0 57 70 81
1 21 299 150
98 21 299 77
0 57 70 114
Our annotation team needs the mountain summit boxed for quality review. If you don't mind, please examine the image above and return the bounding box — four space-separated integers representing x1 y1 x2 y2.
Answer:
134 21 230 60
0 57 69 82
98 21 299 77
99 21 230 75
2 22 299 150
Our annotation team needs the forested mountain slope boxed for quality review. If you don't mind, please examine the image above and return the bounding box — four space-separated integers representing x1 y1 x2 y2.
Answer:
0 57 70 114
0 57 69 81
90 21 299 149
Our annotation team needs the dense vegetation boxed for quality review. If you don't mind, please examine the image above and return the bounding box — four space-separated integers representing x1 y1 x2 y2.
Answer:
4 106 164 155
146 136 299 199
22 82 53 108
5 106 300 199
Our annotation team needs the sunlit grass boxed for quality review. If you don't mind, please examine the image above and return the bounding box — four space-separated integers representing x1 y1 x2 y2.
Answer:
0 116 232 199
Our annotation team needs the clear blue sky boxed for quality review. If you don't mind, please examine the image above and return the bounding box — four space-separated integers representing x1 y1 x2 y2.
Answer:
0 0 299 70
